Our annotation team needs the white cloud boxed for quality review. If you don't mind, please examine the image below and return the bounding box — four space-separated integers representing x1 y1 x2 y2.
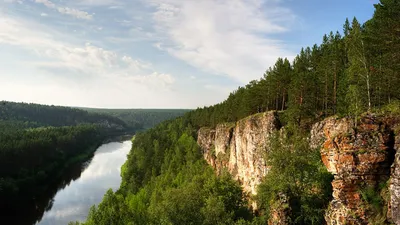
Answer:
35 0 93 20
146 0 296 83
40 12 48 16
129 72 175 88
121 55 151 71
0 0 298 108
57 7 93 20
35 0 55 8
0 16 174 89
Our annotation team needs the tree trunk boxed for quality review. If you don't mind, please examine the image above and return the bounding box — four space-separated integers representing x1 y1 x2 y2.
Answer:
325 71 328 115
333 61 337 114
361 40 371 111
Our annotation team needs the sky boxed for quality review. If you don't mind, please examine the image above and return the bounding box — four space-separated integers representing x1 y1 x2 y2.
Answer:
0 0 378 109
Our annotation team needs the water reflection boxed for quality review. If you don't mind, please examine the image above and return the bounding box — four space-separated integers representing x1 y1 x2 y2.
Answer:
2 140 131 225
3 154 92 225
37 141 131 225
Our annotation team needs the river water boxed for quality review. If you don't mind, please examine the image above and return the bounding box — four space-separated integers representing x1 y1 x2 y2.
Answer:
35 140 132 225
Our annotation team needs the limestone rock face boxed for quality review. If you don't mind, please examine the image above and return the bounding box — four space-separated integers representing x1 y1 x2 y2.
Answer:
311 115 397 225
390 125 400 225
197 111 280 196
197 128 216 168
199 112 400 225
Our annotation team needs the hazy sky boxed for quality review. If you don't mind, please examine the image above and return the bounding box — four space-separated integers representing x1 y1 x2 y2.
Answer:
0 0 377 108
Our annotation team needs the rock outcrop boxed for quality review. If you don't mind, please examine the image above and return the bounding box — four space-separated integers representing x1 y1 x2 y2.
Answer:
311 115 399 225
391 150 400 224
197 111 280 197
390 122 400 225
199 112 400 224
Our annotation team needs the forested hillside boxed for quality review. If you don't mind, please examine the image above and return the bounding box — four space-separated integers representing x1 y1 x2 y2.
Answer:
0 125 104 206
74 1 400 224
0 102 187 223
0 102 129 219
81 108 190 129
0 101 129 131
76 118 253 225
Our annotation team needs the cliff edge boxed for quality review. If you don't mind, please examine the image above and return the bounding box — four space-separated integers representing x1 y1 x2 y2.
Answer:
197 111 280 197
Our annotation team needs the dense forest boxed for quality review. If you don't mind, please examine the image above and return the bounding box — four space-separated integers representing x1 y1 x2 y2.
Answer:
74 1 400 224
72 118 254 225
0 102 187 223
82 108 190 129
0 102 128 218
0 125 104 208
0 101 129 131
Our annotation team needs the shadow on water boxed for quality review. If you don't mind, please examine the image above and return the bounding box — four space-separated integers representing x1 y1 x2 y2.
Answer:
1 138 132 225
1 157 91 225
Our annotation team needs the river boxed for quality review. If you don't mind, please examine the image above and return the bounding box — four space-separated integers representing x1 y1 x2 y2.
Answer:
33 140 132 225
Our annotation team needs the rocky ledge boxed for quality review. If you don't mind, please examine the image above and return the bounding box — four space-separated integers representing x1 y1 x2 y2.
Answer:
311 115 400 225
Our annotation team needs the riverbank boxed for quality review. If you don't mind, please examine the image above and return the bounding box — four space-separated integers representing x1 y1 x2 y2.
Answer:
38 141 132 225
0 131 133 225
103 133 135 143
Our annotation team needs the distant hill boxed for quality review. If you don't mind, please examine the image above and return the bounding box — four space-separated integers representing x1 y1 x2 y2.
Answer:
0 101 129 131
80 108 191 129
0 102 190 219
0 102 132 217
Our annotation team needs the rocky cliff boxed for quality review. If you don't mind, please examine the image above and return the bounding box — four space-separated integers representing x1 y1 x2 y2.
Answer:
199 112 400 224
311 115 400 225
391 145 400 225
197 111 280 197
390 120 400 225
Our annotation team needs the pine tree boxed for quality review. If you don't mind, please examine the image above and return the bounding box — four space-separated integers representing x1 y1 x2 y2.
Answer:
346 17 371 112
343 18 351 37
364 0 400 105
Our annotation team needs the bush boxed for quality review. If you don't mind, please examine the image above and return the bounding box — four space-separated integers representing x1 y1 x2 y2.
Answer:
256 130 333 225
359 182 390 224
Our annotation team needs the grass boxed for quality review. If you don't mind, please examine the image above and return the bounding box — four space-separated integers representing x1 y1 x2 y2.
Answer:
359 181 391 224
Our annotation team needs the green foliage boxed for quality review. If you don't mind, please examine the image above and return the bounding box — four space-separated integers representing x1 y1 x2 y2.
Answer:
0 101 128 130
256 131 333 225
377 100 400 114
346 85 364 116
0 125 104 205
359 182 390 224
0 101 148 221
360 185 383 211
0 101 190 216
345 17 371 112
364 0 400 106
77 1 400 224
82 107 190 129
79 118 252 225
